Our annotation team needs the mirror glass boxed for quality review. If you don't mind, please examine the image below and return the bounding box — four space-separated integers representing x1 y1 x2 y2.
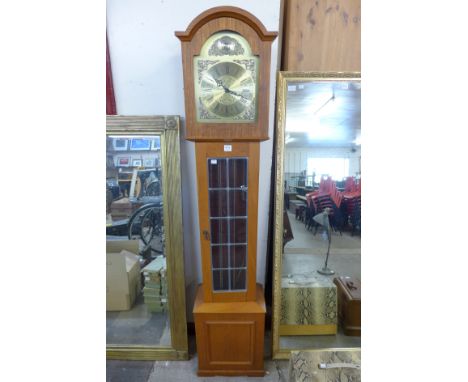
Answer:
279 78 361 350
106 134 171 347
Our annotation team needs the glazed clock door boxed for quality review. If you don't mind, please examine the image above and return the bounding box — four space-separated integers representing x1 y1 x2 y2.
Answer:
196 142 259 303
208 156 248 293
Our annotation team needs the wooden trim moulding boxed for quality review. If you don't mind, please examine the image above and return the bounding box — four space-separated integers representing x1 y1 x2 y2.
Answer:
175 6 277 41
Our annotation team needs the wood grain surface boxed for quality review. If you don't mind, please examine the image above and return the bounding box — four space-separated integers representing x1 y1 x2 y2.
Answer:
175 6 277 141
282 0 361 71
194 284 266 376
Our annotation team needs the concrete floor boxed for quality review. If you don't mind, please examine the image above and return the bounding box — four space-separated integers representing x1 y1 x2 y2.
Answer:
107 357 289 382
107 293 171 346
284 212 361 255
107 332 289 382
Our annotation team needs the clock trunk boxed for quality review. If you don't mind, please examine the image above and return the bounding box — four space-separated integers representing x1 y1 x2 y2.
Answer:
195 142 259 303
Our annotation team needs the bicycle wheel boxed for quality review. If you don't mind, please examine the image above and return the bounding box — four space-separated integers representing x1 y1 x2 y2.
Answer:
128 203 164 254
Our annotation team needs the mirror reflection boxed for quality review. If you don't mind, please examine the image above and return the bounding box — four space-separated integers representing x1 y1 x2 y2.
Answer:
280 79 361 350
106 134 171 346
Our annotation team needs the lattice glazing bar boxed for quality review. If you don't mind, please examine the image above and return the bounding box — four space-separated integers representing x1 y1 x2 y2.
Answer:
208 157 248 292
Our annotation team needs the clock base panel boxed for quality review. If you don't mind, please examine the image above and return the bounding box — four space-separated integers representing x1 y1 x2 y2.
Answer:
193 284 266 377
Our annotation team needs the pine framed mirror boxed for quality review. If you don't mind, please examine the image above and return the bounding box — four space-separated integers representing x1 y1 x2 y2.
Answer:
272 73 361 359
106 115 188 360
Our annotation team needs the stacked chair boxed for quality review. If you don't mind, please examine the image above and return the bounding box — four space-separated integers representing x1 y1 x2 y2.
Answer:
349 195 361 236
342 177 361 236
305 176 345 235
303 175 361 235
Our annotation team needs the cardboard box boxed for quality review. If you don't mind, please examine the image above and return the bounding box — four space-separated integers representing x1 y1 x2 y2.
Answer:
106 245 141 311
107 238 151 258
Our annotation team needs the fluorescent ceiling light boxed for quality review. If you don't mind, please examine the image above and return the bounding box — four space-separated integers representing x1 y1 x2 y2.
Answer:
353 130 361 146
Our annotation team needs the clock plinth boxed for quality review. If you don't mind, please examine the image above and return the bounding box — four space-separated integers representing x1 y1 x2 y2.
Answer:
193 284 266 377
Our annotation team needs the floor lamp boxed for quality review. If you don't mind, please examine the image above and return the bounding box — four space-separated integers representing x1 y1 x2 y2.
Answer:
313 207 335 275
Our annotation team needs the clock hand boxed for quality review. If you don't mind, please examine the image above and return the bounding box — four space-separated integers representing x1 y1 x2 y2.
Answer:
215 79 229 92
214 79 249 100
225 88 248 100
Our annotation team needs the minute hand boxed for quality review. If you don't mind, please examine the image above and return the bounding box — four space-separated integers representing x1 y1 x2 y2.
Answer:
225 88 248 100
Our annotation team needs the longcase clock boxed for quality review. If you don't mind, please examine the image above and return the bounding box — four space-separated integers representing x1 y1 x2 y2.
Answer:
176 7 277 377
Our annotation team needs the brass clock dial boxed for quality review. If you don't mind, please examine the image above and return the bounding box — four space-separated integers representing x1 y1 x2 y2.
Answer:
194 32 258 123
199 61 255 118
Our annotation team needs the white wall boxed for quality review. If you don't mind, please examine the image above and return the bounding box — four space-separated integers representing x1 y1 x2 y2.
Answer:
107 0 281 319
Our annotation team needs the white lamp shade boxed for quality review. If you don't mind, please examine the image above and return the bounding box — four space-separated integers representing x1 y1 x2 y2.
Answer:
313 211 330 230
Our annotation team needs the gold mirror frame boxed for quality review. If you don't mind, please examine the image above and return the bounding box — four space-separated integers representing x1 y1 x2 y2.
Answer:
271 72 361 359
106 115 188 360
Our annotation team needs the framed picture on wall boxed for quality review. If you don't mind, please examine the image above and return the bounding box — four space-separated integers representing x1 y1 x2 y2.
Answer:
117 157 130 167
113 138 128 151
151 137 161 151
143 158 155 167
130 138 151 151
132 159 143 167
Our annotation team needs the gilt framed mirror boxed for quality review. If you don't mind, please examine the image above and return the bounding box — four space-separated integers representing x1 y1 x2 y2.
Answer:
272 73 361 359
106 115 188 360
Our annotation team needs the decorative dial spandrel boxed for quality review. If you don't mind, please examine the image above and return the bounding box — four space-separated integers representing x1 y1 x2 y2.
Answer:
194 32 259 123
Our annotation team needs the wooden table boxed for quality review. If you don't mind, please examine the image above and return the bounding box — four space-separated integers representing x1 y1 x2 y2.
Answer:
294 186 315 196
284 191 297 209
296 195 307 202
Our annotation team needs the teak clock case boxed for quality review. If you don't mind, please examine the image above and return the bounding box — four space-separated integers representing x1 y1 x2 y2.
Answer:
175 6 277 142
176 7 277 376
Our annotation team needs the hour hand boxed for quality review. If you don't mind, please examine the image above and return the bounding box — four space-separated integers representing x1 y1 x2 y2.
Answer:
215 79 236 94
215 79 227 90
215 80 247 100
